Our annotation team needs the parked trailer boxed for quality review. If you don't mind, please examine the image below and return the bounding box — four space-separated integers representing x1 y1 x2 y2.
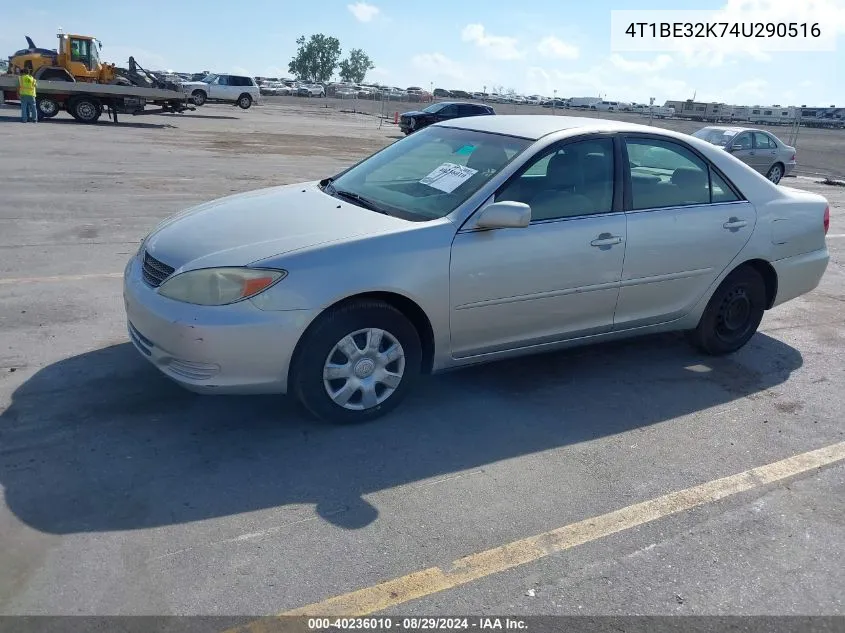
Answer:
0 74 193 123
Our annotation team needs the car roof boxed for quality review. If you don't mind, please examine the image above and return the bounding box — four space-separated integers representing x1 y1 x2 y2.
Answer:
436 115 685 141
703 125 760 134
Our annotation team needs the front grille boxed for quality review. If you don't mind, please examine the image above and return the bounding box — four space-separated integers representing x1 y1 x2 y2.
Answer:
142 251 175 288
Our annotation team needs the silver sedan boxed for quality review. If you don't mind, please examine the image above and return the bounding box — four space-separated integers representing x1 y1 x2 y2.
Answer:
692 126 797 184
124 116 830 423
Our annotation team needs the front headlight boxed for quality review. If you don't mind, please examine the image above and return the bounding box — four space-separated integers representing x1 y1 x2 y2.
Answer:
157 267 287 306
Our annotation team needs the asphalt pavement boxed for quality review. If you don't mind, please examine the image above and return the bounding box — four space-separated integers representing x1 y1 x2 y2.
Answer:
0 104 843 618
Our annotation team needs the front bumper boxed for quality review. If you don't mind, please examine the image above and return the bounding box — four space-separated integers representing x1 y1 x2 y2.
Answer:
122 256 311 394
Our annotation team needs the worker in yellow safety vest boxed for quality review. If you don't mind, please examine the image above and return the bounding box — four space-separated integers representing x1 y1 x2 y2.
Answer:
18 68 38 123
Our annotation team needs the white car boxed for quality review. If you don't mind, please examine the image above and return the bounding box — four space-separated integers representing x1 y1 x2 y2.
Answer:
124 115 830 423
297 84 326 97
592 101 621 112
182 74 260 109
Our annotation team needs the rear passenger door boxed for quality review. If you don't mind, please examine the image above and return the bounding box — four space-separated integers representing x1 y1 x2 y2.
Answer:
613 135 756 329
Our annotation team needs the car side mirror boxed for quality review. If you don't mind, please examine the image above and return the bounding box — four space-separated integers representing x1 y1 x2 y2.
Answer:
475 201 531 229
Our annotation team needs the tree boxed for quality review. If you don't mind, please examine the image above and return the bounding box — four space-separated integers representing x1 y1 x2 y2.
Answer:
288 34 341 83
338 48 375 84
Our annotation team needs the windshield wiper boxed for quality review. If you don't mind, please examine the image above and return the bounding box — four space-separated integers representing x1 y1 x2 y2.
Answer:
330 188 391 215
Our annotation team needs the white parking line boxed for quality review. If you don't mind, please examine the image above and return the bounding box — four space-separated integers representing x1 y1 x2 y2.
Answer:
0 272 122 285
827 234 845 239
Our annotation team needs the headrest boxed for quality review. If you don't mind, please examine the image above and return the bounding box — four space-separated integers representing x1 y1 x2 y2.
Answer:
671 166 708 189
546 151 583 187
466 145 508 173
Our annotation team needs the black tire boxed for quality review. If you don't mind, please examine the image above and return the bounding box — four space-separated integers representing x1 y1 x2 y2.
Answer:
291 300 422 424
685 266 767 356
237 93 252 109
69 97 101 123
191 89 207 106
36 96 60 119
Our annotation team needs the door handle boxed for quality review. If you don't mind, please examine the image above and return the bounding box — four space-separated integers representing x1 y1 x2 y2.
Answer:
723 218 748 230
590 234 623 247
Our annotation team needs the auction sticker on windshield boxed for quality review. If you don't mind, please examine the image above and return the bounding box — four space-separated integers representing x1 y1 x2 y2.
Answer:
420 163 478 193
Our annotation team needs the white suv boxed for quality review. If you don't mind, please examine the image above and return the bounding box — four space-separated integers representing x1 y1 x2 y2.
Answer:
182 74 261 109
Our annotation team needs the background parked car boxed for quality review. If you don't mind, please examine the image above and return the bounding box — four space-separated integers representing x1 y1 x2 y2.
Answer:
297 84 326 97
181 74 260 109
399 101 495 135
692 126 797 184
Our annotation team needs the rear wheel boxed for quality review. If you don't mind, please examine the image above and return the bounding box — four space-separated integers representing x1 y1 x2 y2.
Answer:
36 96 60 119
237 93 252 109
685 266 767 356
766 163 784 184
69 97 102 123
291 300 422 424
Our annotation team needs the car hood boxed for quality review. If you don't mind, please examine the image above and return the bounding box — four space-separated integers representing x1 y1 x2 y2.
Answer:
402 110 426 117
181 81 208 90
142 182 411 271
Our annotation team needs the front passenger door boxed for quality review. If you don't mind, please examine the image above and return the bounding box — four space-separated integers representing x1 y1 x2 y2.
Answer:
449 136 626 358
437 104 459 122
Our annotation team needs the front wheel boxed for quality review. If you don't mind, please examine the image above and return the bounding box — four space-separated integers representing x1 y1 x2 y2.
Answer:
291 300 422 424
685 266 767 356
191 90 207 106
237 93 252 109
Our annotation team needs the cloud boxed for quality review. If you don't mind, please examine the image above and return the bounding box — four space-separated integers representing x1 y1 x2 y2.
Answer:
609 54 673 73
461 24 524 60
411 53 465 80
347 1 380 23
720 78 769 103
536 36 579 60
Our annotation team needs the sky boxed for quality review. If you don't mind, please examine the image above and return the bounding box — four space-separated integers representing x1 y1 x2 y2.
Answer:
3 0 843 107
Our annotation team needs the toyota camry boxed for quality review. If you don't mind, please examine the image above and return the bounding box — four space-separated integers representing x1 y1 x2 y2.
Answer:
124 116 831 424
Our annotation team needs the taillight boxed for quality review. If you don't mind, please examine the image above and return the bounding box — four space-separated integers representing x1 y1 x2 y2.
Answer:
791 154 796 161
824 206 830 235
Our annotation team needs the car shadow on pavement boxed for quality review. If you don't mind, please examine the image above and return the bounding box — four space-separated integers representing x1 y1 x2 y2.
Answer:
0 114 177 129
0 332 802 533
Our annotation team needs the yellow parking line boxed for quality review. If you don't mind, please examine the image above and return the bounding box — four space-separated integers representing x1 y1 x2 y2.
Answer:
227 441 845 627
0 272 123 285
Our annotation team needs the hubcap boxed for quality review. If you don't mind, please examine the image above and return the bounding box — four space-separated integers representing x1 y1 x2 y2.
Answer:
715 287 752 341
768 165 782 183
323 328 406 411
240 97 249 107
39 100 57 115
77 102 96 120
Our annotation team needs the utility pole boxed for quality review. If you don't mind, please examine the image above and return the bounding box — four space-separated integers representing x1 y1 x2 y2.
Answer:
649 96 655 126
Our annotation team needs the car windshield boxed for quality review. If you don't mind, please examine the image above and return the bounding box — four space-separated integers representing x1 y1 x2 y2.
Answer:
201 74 217 84
693 128 739 147
326 126 531 221
422 103 446 113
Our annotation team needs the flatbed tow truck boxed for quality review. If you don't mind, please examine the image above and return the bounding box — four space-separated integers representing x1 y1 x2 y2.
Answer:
1 74 194 123
2 33 193 123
